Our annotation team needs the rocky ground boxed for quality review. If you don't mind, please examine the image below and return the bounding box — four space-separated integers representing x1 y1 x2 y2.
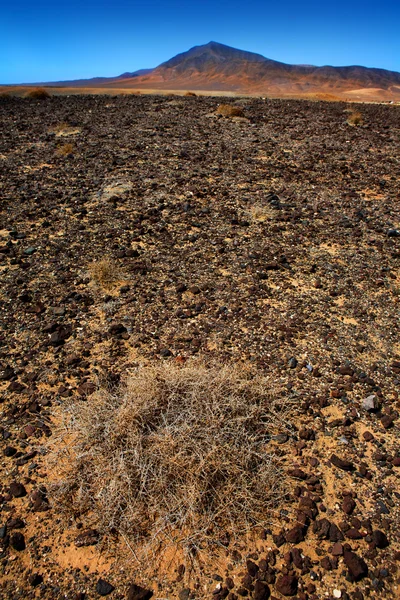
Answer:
0 94 399 599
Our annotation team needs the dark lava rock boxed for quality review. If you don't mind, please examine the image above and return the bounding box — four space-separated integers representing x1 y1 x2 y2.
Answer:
275 575 298 596
330 454 354 471
343 551 368 581
4 446 17 457
288 468 308 480
372 530 389 549
10 531 26 551
246 559 259 577
127 583 153 600
285 525 305 544
329 523 344 542
96 579 115 596
29 488 49 511
109 323 127 336
380 415 393 429
313 518 331 540
7 517 25 529
75 528 99 547
346 528 363 540
29 573 43 587
160 348 172 357
331 542 344 556
9 482 27 497
288 357 298 369
77 381 97 396
253 581 270 600
342 496 356 515
0 366 15 381
387 229 400 237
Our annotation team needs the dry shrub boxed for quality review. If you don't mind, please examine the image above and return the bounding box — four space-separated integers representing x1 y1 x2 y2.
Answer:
54 122 70 133
88 258 122 289
184 91 197 97
247 204 275 222
49 360 291 550
26 87 50 99
216 104 244 118
347 111 363 126
56 143 74 157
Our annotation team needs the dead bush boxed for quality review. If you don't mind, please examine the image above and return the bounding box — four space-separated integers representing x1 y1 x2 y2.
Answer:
216 103 244 118
56 143 74 157
88 258 122 289
49 360 291 550
26 87 50 99
347 111 363 126
184 91 197 97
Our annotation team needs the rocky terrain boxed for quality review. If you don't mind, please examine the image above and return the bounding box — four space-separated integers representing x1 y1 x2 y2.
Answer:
0 94 399 599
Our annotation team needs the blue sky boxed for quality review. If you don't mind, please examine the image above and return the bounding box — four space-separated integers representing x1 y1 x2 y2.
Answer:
1 0 399 83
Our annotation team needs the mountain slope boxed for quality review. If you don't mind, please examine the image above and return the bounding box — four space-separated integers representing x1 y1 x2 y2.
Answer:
33 41 400 100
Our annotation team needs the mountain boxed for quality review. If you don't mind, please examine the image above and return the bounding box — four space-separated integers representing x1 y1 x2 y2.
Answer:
38 68 153 88
33 42 400 100
106 42 400 100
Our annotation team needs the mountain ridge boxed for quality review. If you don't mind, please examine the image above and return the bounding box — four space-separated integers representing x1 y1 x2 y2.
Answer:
16 41 400 100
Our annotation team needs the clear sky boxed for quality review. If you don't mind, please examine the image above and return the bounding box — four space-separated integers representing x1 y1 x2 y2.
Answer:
1 0 399 84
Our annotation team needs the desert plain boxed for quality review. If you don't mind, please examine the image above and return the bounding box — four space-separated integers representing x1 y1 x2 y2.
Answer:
0 93 399 600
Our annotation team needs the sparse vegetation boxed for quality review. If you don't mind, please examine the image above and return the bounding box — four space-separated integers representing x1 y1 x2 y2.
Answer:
88 258 122 289
247 204 275 222
53 122 70 134
347 110 363 126
184 91 197 97
56 142 74 157
26 87 50 99
216 103 244 117
49 360 290 550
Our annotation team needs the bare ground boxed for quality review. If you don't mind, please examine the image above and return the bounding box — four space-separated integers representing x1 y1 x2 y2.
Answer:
0 94 399 599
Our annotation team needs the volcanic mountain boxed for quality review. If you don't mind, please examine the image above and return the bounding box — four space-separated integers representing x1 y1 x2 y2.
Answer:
110 42 399 96
39 41 400 100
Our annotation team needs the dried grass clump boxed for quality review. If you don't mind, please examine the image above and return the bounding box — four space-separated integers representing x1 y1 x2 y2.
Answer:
49 361 291 550
347 111 363 126
56 143 74 157
247 204 275 222
184 91 197 97
26 87 50 99
88 258 121 289
216 103 244 118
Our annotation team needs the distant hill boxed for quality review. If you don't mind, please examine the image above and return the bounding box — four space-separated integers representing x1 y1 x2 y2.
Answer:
36 68 153 88
25 42 400 100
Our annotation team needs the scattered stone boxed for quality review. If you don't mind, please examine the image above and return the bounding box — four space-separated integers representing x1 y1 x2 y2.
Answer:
275 575 298 596
285 525 305 544
380 415 393 429
330 454 354 471
75 528 100 547
127 583 153 600
342 496 356 515
253 581 270 600
96 579 115 596
331 542 344 556
9 482 27 497
343 551 368 581
29 573 43 587
372 530 389 549
10 531 25 551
